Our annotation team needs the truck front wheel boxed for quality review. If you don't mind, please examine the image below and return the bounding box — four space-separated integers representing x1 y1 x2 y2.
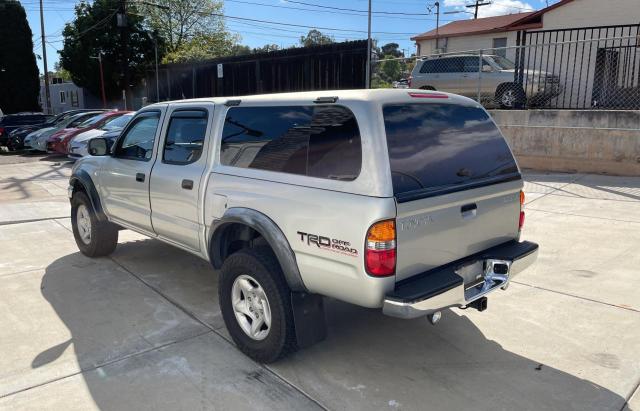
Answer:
219 248 297 363
71 191 118 257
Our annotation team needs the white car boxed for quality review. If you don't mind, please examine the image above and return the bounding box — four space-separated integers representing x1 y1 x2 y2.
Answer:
29 111 104 151
68 113 133 159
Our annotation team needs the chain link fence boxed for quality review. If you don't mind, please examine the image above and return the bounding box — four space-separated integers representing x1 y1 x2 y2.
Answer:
372 30 640 110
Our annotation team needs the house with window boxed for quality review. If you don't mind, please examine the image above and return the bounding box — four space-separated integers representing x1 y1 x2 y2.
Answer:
412 0 639 58
39 78 102 114
411 0 640 109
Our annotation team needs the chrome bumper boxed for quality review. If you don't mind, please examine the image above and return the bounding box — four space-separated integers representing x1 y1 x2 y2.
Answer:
383 241 538 319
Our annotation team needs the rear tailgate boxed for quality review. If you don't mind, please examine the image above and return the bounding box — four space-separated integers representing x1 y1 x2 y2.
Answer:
383 101 522 282
395 180 521 281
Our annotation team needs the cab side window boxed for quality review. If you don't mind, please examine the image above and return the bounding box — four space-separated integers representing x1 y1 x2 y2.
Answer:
162 109 208 164
114 111 160 161
221 105 362 181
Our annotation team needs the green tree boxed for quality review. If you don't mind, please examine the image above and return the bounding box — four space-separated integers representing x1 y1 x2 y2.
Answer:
252 44 280 54
60 0 157 100
380 56 401 83
380 43 403 58
53 62 72 82
299 30 334 47
142 0 237 63
0 0 40 113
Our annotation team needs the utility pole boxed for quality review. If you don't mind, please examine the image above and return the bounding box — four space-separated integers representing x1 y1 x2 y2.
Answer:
90 54 106 108
435 1 440 49
365 0 372 89
154 35 160 102
466 0 492 19
427 2 440 51
117 0 129 109
38 0 51 114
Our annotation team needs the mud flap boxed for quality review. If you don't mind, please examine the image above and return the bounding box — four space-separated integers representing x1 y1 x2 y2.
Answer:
291 292 327 349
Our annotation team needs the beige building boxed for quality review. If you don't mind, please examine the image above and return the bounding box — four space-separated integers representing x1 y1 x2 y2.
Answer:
412 0 640 59
410 0 640 109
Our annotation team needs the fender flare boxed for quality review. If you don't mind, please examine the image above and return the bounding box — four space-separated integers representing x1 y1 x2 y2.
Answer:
69 170 108 222
209 207 307 292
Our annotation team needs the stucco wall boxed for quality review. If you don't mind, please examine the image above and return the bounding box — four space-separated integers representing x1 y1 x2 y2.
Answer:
417 31 520 59
490 109 640 176
542 0 639 30
416 0 639 57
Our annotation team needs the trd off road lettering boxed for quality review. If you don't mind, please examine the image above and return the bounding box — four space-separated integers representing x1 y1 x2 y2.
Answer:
297 231 358 256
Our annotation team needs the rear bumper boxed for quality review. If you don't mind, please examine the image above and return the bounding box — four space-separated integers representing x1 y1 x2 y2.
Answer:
382 240 538 319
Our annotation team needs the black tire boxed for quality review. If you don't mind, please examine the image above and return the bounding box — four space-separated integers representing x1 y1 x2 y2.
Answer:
71 191 118 257
496 84 525 109
420 85 436 90
219 248 297 363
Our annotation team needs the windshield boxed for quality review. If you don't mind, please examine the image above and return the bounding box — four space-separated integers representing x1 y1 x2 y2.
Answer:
383 103 519 200
66 113 96 128
490 55 516 70
77 113 109 128
101 114 132 131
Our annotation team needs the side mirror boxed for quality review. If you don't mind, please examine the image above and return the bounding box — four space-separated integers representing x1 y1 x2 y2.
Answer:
88 138 109 156
482 64 494 73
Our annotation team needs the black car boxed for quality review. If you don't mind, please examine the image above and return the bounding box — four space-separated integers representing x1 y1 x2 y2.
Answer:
0 113 54 150
5 109 105 151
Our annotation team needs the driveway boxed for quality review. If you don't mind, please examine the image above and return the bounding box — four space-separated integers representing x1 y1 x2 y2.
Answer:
0 154 638 410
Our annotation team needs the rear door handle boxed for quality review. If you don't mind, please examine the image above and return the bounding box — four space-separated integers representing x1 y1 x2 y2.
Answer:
181 179 194 190
135 173 145 182
461 203 477 219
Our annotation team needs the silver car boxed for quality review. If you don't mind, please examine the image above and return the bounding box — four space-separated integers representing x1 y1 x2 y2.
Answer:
410 54 562 108
68 89 538 362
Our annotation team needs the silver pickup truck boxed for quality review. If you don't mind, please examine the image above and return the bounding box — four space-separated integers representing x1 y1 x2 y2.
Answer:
69 89 538 363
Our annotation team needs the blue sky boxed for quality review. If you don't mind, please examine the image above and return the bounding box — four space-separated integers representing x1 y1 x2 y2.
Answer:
23 0 555 73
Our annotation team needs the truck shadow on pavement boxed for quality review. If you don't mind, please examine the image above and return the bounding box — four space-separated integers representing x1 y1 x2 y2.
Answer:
35 239 629 411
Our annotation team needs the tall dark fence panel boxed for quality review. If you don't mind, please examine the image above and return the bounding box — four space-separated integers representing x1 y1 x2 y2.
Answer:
515 24 640 109
145 40 367 102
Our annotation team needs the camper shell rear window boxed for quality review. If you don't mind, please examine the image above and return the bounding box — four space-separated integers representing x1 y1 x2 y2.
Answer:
383 103 520 202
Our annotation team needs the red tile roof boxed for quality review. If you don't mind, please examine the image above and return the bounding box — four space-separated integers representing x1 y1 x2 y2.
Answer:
411 12 533 41
411 0 576 41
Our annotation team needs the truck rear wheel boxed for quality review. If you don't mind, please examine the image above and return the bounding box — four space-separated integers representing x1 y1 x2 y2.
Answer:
219 248 297 363
71 191 118 257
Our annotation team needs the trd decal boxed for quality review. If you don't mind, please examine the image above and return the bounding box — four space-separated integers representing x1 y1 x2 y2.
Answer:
297 231 358 257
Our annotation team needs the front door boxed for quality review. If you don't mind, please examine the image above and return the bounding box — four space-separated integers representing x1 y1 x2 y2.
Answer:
99 109 164 233
149 104 213 251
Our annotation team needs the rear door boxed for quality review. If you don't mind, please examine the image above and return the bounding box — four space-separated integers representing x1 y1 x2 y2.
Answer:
433 57 465 94
149 104 213 251
383 102 522 281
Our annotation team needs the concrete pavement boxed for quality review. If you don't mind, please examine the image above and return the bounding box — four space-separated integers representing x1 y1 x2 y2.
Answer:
0 155 638 410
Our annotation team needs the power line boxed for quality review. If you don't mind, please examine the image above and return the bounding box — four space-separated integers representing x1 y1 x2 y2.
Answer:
225 0 450 21
213 13 420 35
283 0 433 16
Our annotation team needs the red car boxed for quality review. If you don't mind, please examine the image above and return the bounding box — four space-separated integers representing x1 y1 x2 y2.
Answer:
47 111 131 154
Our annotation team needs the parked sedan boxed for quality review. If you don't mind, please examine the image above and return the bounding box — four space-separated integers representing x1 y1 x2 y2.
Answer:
13 109 105 151
68 112 134 159
47 111 130 155
29 111 105 152
69 127 123 159
0 113 53 150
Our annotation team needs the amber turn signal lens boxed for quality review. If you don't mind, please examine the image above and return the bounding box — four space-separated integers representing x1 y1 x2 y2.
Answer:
367 220 395 242
520 190 525 205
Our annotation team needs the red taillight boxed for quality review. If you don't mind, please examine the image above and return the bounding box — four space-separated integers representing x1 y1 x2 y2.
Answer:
0 127 4 136
365 220 396 277
518 190 525 231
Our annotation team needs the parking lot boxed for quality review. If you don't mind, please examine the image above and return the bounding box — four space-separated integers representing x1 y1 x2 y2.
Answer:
0 153 638 411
